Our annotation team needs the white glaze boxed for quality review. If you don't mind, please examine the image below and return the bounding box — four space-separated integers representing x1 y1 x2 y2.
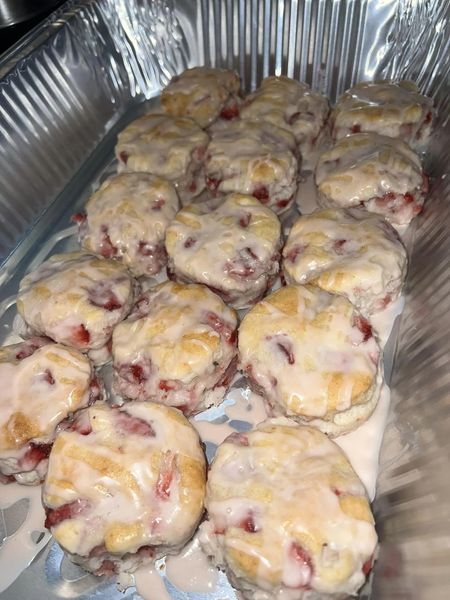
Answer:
0 484 51 593
81 173 179 277
205 119 298 214
283 208 407 315
241 76 329 169
165 193 281 309
133 564 172 600
165 538 218 593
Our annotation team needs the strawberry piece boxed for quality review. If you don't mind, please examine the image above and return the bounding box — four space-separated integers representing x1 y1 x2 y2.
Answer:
72 324 90 346
71 212 86 224
42 369 55 385
277 339 295 364
88 281 122 312
239 213 251 228
15 337 50 360
206 176 221 192
354 315 373 342
21 442 52 469
334 239 347 254
404 192 414 204
286 245 305 263
115 410 155 437
362 555 374 576
45 498 90 529
220 103 240 120
184 236 197 248
95 560 117 576
214 355 238 389
152 197 165 210
203 311 237 344
155 452 176 500
289 542 314 590
137 545 155 559
159 380 177 392
239 512 258 533
351 124 361 133
276 198 291 209
253 185 269 203
225 432 249 446
119 151 129 165
98 225 117 259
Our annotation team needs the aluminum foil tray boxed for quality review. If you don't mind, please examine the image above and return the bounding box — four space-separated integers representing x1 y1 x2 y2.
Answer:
0 1 449 599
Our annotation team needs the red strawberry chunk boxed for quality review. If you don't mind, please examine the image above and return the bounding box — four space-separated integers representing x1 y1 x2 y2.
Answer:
203 312 237 344
45 498 90 529
184 236 197 248
286 244 305 263
159 380 178 392
21 442 52 469
95 560 117 576
239 512 258 533
72 212 86 224
152 197 165 211
220 103 240 120
363 555 374 576
239 213 251 228
138 545 155 559
15 337 50 360
276 198 291 209
351 124 361 133
404 192 414 204
72 324 91 346
214 355 238 389
119 151 129 165
42 369 55 385
115 410 155 436
225 432 249 446
155 452 176 500
354 315 373 342
253 185 270 203
99 226 117 259
289 542 314 590
206 176 221 192
89 281 122 312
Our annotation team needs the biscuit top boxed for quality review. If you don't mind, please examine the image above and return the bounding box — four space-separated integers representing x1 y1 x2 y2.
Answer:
43 402 206 556
283 208 407 313
0 342 94 452
241 76 329 145
161 67 240 127
239 285 381 419
112 282 237 383
17 252 135 351
205 420 377 595
206 119 298 185
165 193 281 290
332 80 433 137
315 133 423 204
116 113 209 180
82 173 179 274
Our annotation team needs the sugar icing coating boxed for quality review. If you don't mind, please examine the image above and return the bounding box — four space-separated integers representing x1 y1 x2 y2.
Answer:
112 282 238 415
283 208 407 315
115 113 209 204
161 67 241 128
199 419 378 600
42 402 206 575
17 252 136 363
315 133 426 226
238 285 383 436
0 339 101 485
241 76 329 168
204 119 299 214
331 80 433 149
165 193 282 309
79 173 179 277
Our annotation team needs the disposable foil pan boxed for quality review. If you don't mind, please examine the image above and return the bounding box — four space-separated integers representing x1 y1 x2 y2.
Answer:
0 1 449 599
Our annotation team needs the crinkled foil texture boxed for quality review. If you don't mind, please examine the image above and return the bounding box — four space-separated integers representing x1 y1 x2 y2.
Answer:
0 1 450 599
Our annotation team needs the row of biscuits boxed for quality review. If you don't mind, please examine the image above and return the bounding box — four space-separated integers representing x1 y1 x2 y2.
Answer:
0 67 434 600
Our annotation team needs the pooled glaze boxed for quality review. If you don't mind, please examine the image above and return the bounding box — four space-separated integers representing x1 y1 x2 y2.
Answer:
161 67 241 128
42 402 206 575
315 133 425 226
283 208 407 315
112 282 238 415
241 76 329 168
239 285 383 436
115 113 209 204
166 193 282 309
199 420 378 599
79 173 179 277
17 252 136 363
204 119 299 214
331 80 434 149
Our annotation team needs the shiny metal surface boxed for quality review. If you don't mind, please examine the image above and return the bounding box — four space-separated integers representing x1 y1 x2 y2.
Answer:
0 0 449 599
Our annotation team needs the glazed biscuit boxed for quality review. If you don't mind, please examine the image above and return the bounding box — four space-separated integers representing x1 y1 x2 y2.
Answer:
165 193 282 309
204 119 299 214
75 173 179 277
115 113 209 204
331 80 433 150
0 338 101 485
283 208 407 315
241 76 329 168
238 285 383 436
112 281 238 415
17 252 136 365
161 66 241 127
199 420 378 600
315 133 427 226
42 402 206 575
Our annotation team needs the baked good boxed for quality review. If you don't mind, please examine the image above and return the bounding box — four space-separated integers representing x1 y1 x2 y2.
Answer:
161 66 241 127
204 119 299 214
238 285 383 436
331 80 433 150
241 76 329 168
112 281 238 415
165 193 282 309
115 113 209 204
283 208 407 315
199 419 378 600
75 173 179 277
315 133 427 226
0 338 101 485
17 252 136 365
42 402 206 575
